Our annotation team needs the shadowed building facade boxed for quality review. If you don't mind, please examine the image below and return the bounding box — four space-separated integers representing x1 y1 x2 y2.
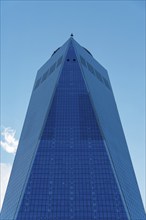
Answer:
1 37 146 220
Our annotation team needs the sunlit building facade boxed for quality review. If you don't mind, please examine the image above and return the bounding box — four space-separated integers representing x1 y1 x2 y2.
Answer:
1 37 146 220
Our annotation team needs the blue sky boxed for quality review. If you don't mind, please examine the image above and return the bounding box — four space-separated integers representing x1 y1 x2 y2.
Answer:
1 0 145 210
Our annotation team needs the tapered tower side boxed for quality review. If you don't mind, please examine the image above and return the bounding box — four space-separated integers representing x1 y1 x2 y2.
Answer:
1 39 70 220
73 39 146 219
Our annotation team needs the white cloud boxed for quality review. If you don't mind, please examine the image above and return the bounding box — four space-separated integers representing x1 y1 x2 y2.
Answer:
0 127 19 154
0 163 12 210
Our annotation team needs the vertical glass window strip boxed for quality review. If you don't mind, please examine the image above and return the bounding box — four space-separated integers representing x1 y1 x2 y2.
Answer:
94 69 103 82
103 77 111 90
87 62 95 75
33 77 42 90
41 71 48 83
50 63 56 74
17 46 128 220
80 56 87 67
57 56 63 67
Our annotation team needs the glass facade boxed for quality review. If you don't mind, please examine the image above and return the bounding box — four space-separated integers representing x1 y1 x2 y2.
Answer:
17 44 128 220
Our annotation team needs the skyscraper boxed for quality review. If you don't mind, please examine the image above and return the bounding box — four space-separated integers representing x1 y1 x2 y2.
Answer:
1 37 145 220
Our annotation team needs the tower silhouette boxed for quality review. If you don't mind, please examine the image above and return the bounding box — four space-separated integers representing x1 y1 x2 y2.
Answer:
1 38 146 220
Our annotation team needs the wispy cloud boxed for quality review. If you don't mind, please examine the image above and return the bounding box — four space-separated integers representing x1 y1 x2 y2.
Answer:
0 127 19 154
0 163 12 210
